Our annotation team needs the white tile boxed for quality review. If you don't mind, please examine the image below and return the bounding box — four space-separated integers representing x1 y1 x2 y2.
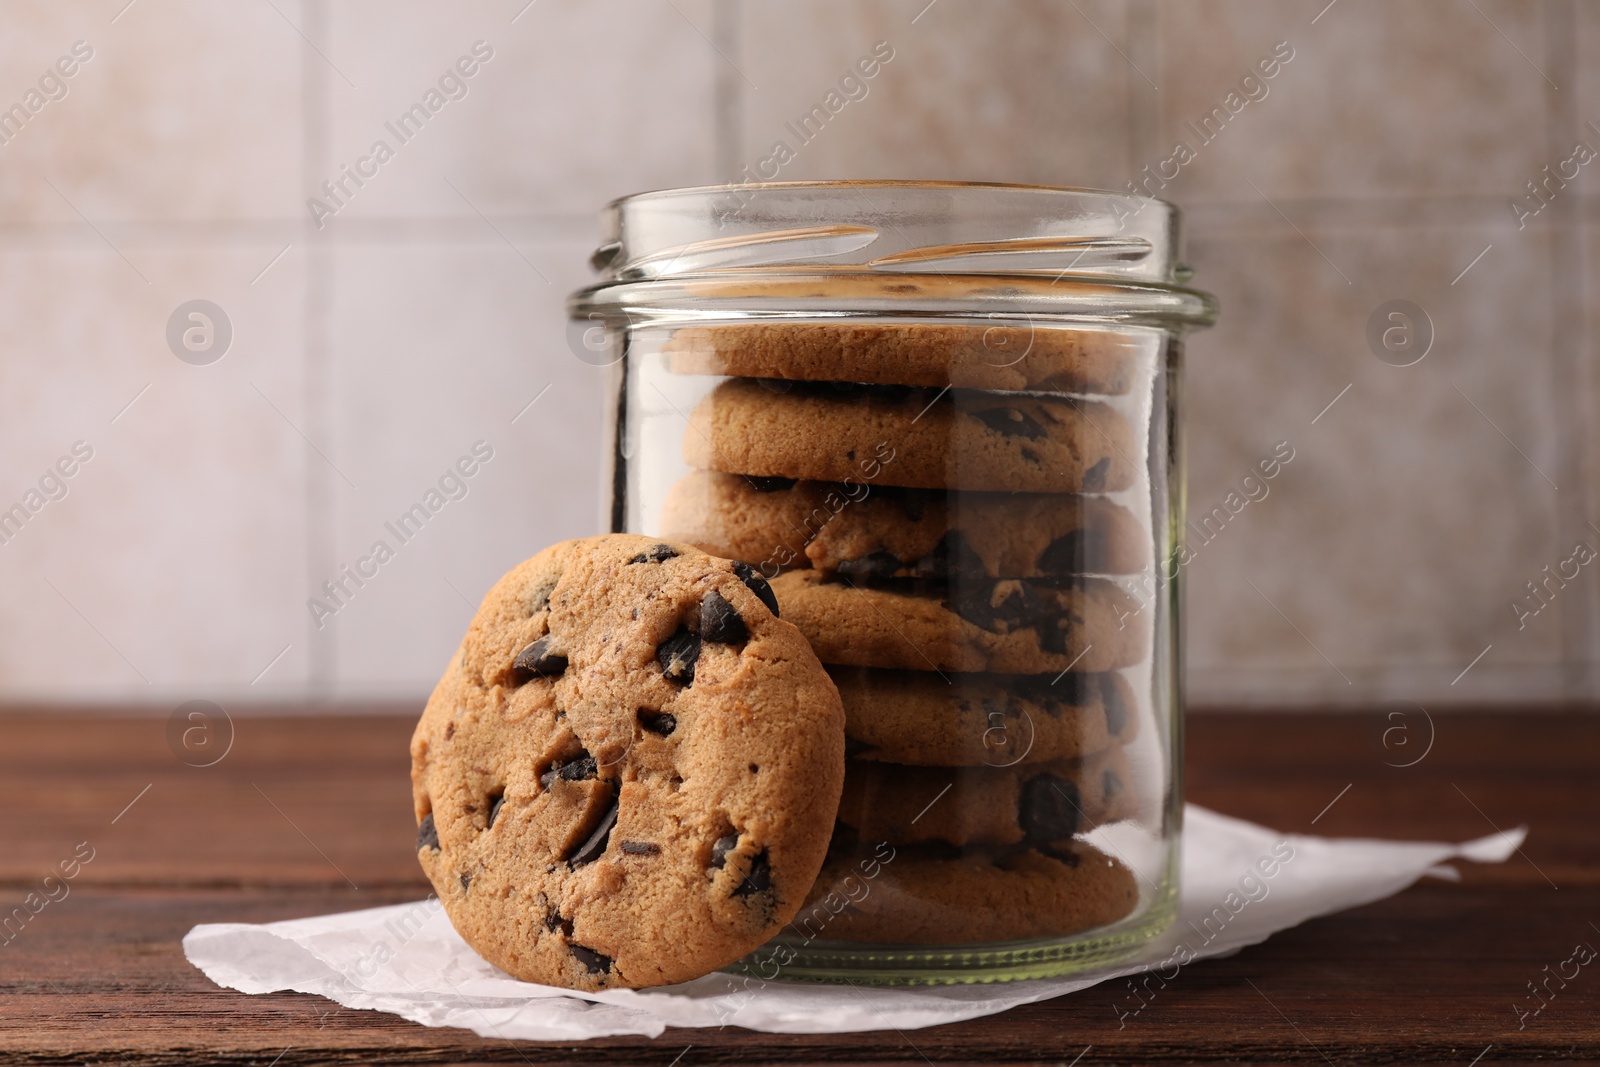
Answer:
1157 0 1550 204
321 0 717 224
0 0 302 223
0 243 310 702
321 238 608 698
739 0 1140 190
1181 223 1566 705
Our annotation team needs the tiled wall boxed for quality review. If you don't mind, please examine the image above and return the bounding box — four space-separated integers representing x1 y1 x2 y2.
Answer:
1 0 1593 709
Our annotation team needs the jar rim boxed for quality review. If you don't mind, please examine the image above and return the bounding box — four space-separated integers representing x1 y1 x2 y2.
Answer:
577 181 1216 329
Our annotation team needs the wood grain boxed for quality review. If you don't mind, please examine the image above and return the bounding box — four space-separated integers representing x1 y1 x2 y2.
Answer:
1 708 1596 1065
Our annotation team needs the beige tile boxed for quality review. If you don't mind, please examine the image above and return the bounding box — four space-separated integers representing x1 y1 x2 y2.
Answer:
322 239 607 698
0 0 302 223
0 243 310 702
738 0 1142 190
1180 223 1567 705
1156 0 1551 204
321 0 717 224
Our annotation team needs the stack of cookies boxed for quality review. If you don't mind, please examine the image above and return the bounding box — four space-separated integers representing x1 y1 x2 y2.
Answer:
659 321 1153 945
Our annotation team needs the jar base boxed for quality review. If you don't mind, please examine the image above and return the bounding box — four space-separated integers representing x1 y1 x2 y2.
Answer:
730 874 1178 986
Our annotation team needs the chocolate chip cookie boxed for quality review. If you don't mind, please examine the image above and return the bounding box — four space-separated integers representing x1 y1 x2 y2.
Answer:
802 839 1139 943
660 471 1148 578
835 744 1134 848
767 570 1148 674
831 667 1138 765
662 321 1139 395
410 534 845 991
683 379 1137 494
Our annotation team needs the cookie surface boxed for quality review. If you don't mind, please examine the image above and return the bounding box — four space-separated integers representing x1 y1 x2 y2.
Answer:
684 379 1137 494
410 535 845 991
836 745 1135 848
801 839 1139 943
767 570 1148 674
831 667 1138 765
660 471 1148 579
662 322 1138 395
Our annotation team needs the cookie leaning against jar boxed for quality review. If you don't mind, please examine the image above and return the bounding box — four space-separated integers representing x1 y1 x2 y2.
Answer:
683 378 1137 494
659 471 1148 579
410 534 845 991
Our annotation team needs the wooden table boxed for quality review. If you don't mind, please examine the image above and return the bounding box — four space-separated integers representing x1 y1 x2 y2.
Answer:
1 708 1595 1065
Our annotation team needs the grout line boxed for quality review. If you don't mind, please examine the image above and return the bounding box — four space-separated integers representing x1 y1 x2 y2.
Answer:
302 0 336 704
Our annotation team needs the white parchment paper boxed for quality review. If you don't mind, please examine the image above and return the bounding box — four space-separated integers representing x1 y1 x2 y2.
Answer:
183 805 1522 1040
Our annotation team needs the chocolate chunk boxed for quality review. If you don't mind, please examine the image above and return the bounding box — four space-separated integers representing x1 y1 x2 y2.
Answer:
512 636 567 678
1100 674 1127 736
970 405 1047 439
459 872 471 890
1039 610 1085 655
698 591 749 644
745 475 796 492
1039 529 1099 575
912 530 985 580
731 561 781 617
545 908 573 936
620 841 660 855
540 752 599 789
417 813 439 851
570 943 613 975
1082 457 1110 492
627 544 679 564
528 576 559 616
732 849 773 897
1020 447 1042 464
568 800 618 867
639 710 677 736
837 550 902 581
486 791 505 829
951 579 1037 633
710 833 738 869
1021 775 1082 843
656 626 701 684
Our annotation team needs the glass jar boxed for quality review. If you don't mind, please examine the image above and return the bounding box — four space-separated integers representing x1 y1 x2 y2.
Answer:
569 181 1216 984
